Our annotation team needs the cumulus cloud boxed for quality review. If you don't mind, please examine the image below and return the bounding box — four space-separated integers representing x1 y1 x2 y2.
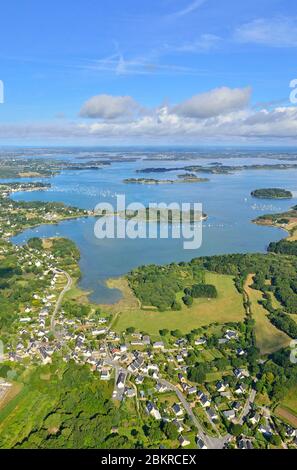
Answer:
171 86 251 118
79 94 141 119
235 17 297 48
2 105 297 143
2 87 297 143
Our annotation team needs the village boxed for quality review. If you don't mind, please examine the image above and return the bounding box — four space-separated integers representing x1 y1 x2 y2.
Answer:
0 181 296 450
2 244 296 450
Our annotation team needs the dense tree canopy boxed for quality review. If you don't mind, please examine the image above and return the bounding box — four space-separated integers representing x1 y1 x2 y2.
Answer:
251 188 292 199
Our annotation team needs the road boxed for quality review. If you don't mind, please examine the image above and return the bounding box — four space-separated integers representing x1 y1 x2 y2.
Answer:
22 246 73 337
50 269 72 335
104 352 231 449
157 377 230 449
105 350 260 449
239 389 256 425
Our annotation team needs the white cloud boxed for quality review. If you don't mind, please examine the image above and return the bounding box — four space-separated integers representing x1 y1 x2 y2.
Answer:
235 17 297 48
170 0 208 19
174 34 220 53
84 53 199 76
80 105 297 140
3 89 297 143
171 86 251 118
79 94 141 119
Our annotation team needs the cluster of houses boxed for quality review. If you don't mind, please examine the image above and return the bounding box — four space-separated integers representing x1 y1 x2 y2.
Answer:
145 399 196 448
1 231 296 450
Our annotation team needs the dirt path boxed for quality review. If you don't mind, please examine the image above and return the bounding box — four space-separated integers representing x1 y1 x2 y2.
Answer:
50 269 72 334
244 274 290 354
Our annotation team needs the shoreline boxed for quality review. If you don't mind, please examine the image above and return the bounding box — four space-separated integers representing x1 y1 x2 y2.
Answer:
252 204 297 241
1 182 93 241
6 180 290 308
253 220 296 241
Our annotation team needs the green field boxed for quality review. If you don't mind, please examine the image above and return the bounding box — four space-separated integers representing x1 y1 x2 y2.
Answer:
270 294 283 310
245 275 290 355
0 364 118 449
205 371 225 382
280 388 297 416
275 388 297 427
0 386 57 448
114 272 245 336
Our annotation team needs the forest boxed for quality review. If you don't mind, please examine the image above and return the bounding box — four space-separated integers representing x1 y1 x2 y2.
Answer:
127 263 205 310
268 239 297 256
128 251 297 334
0 362 136 449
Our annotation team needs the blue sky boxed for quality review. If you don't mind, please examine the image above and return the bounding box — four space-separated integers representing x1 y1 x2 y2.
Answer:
1 0 297 144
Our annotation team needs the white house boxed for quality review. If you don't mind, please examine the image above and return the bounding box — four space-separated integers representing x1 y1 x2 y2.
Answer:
172 403 183 417
223 409 236 421
116 372 126 389
196 437 207 449
179 435 190 447
146 401 161 420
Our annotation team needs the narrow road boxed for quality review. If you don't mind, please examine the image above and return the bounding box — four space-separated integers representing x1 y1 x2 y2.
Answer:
243 273 255 317
239 389 256 425
22 246 73 337
157 378 230 449
105 353 258 449
104 352 231 449
106 310 121 333
50 269 72 335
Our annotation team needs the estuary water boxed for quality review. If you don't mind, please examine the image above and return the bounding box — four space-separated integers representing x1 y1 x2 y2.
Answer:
10 151 297 304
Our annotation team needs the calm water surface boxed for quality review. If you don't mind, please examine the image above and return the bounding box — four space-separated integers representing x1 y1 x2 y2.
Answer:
11 154 297 303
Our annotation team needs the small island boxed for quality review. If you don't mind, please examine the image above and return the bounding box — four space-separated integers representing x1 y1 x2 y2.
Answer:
123 175 209 184
123 178 175 184
176 173 209 183
95 207 207 224
251 188 293 199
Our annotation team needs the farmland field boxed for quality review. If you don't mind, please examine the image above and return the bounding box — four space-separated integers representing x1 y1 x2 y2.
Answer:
275 389 297 427
114 272 245 336
244 275 291 355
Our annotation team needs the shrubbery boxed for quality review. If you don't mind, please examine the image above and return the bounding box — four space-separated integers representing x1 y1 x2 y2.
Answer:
190 283 218 298
128 263 204 310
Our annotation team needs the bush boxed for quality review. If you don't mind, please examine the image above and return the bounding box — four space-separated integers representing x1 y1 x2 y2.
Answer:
171 300 182 311
230 423 243 436
182 295 193 307
190 284 218 298
187 364 208 383
162 422 178 440
159 329 169 336
126 326 135 334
